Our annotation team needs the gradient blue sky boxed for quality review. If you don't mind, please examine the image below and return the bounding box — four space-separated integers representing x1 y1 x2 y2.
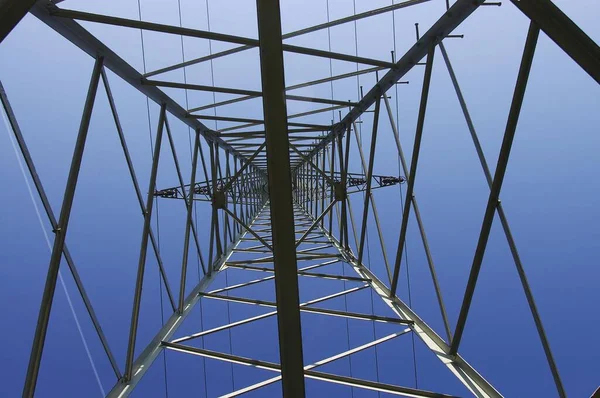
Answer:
1 0 599 396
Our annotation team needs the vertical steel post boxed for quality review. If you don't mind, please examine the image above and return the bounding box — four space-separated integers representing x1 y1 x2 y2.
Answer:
256 0 306 395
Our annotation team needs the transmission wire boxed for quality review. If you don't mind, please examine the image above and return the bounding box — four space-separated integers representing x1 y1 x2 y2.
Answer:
350 0 383 393
325 2 354 395
398 184 419 388
390 0 419 387
176 0 202 281
136 1 169 395
204 0 235 391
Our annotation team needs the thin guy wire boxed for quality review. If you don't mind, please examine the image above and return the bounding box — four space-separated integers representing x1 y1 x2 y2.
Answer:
175 0 210 387
156 179 170 398
204 3 233 385
205 0 219 131
136 1 169 395
176 0 202 283
3 107 106 397
365 197 382 397
326 2 354 395
390 1 418 387
399 183 419 388
351 0 382 379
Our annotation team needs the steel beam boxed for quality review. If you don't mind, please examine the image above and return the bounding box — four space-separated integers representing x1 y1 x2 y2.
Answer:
299 0 484 164
144 0 430 78
0 0 36 44
390 47 435 296
124 104 166 380
450 22 540 356
510 0 600 84
23 57 104 397
256 0 306 396
30 2 247 162
52 6 395 68
357 97 382 266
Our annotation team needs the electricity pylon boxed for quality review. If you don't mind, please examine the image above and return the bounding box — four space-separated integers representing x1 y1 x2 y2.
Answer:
1 0 598 396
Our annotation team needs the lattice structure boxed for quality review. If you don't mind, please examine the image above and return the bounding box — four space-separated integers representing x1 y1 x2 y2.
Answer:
1 0 599 397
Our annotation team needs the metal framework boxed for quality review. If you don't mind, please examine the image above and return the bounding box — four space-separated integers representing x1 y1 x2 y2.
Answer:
1 0 599 397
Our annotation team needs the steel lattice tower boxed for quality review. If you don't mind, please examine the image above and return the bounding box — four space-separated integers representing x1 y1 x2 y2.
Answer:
1 0 599 397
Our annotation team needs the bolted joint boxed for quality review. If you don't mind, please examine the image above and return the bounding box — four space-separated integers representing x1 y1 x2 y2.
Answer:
334 182 346 201
212 190 226 209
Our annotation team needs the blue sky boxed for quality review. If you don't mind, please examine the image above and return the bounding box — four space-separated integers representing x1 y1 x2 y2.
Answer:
1 0 599 396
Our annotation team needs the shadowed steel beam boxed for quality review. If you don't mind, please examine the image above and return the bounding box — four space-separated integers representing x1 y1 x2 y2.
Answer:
256 0 305 395
1 78 121 380
510 0 600 84
283 43 394 68
144 79 260 97
30 2 247 162
178 132 201 312
299 0 484 163
0 0 36 44
339 126 352 250
390 47 434 296
124 104 166 381
52 6 395 68
208 142 223 267
144 0 430 78
288 67 384 90
357 97 381 266
23 57 104 397
450 22 540 357
439 40 563 389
